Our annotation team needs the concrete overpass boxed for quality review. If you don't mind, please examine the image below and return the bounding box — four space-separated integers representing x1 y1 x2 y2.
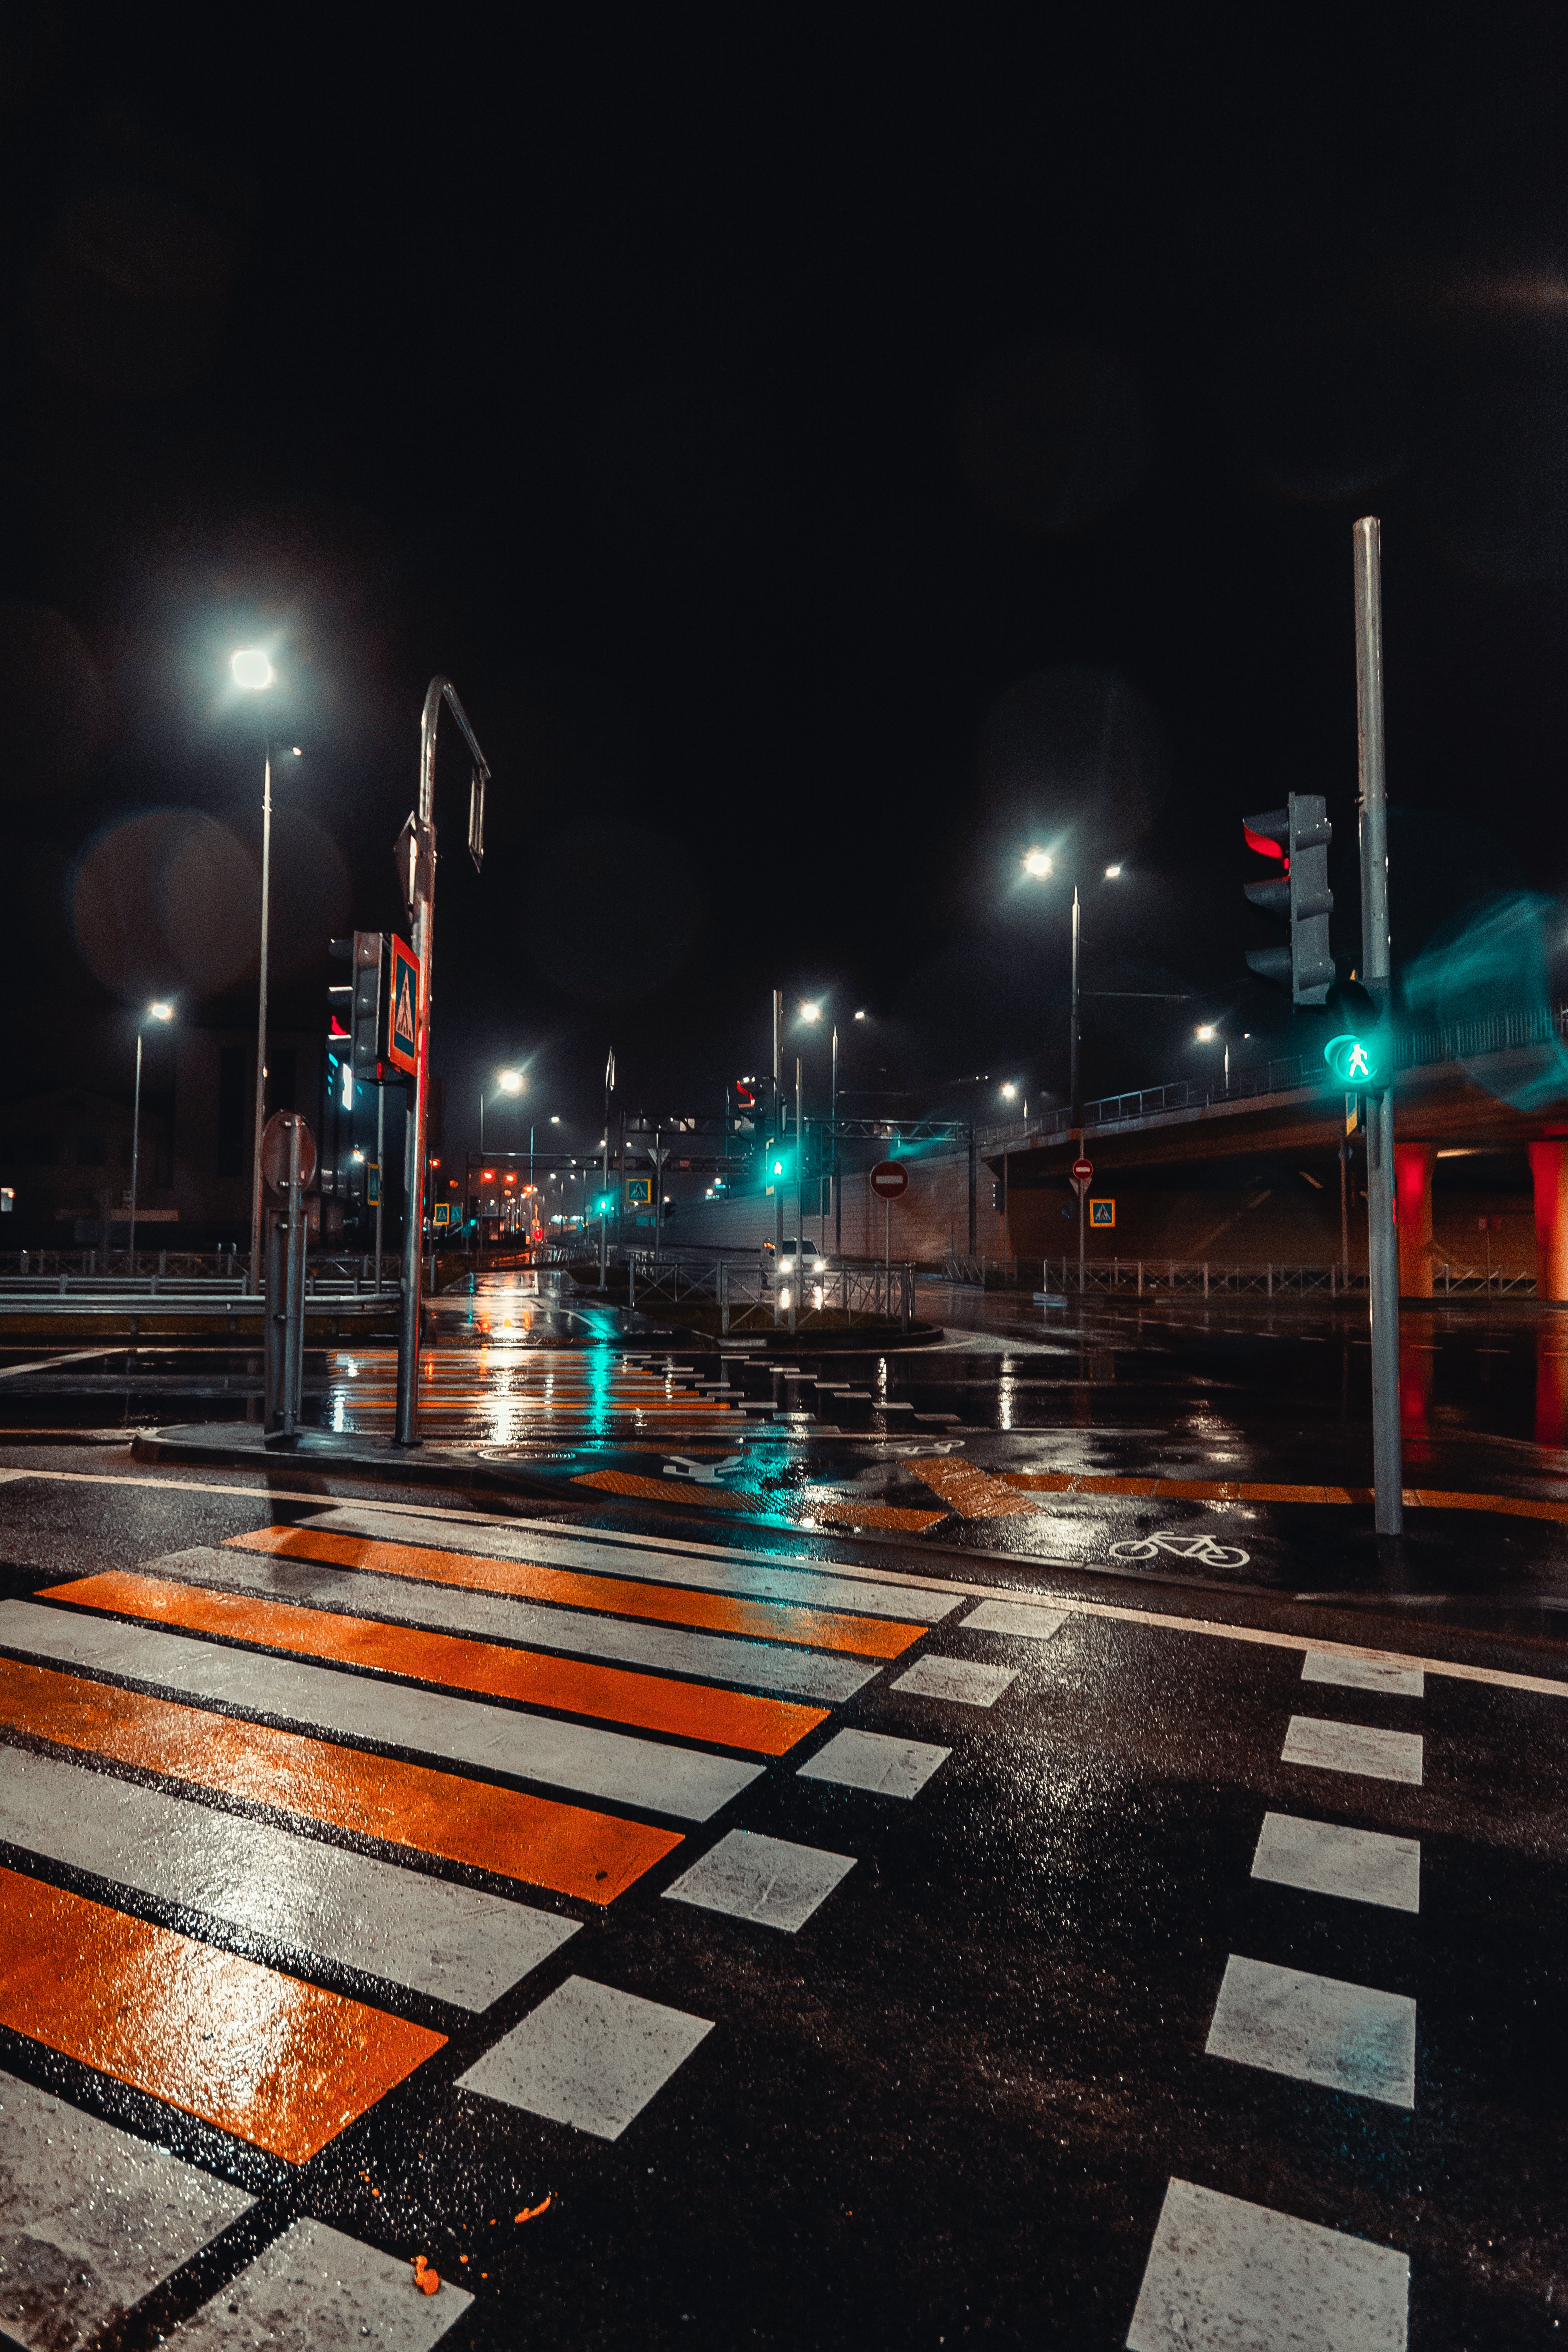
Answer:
984 1031 1568 1298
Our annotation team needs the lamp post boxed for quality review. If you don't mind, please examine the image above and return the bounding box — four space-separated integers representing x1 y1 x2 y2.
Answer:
230 650 301 1296
129 1002 174 1270
1195 1024 1230 1092
481 1067 523 1156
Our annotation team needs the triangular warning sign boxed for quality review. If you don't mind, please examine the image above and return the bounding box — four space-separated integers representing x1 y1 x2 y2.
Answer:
394 967 416 1046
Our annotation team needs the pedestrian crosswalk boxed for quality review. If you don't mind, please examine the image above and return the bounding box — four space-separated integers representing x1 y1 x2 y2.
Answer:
320 1343 751 1444
0 1497 962 2345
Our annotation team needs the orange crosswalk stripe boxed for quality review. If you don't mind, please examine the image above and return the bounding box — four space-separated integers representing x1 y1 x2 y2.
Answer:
0 1653 682 1903
0 1865 444 2163
42 1573 828 1757
227 1525 925 1660
905 1459 1037 1519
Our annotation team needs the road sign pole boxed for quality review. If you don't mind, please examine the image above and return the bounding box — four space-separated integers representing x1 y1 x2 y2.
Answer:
1354 514 1403 1539
395 678 492 1448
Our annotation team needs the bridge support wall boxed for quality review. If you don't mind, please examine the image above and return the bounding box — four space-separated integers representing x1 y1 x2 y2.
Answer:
1395 1142 1435 1298
1528 1140 1568 1301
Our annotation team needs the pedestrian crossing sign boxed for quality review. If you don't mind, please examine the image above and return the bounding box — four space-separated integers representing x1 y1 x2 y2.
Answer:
1089 1198 1115 1226
625 1176 652 1207
387 936 420 1076
432 1200 451 1227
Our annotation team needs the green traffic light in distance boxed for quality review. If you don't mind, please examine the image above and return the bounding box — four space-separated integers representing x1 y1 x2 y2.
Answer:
1324 1033 1379 1086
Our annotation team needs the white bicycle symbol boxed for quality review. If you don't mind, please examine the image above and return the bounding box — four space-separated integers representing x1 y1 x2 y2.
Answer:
1108 1532 1252 1568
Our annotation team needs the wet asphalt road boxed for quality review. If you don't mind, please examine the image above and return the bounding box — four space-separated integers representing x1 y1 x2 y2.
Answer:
0 1453 1564 2348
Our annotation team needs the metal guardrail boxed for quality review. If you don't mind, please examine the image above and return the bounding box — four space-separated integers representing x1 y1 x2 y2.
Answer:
0 1250 399 1296
624 1249 916 1334
951 1256 1539 1298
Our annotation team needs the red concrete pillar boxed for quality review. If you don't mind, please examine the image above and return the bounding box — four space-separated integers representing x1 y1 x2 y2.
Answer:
1535 1324 1568 1447
1394 1142 1434 1299
1530 1141 1568 1302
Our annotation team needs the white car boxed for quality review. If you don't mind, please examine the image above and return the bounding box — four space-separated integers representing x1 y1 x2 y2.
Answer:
767 1238 830 1278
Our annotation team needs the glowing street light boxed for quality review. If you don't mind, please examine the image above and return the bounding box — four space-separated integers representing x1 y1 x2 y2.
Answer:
130 1001 176 1269
1195 1024 1229 1089
229 641 301 1292
1023 846 1053 878
497 1069 524 1093
800 1001 822 1021
1105 863 1123 878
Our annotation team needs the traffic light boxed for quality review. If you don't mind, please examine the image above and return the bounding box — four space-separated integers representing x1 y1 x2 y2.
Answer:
1242 795 1334 1005
1323 978 1386 1087
328 935 389 1076
728 1077 759 1129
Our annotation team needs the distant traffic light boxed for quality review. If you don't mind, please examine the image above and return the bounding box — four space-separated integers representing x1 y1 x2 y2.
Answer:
1242 795 1334 1005
728 1077 759 1129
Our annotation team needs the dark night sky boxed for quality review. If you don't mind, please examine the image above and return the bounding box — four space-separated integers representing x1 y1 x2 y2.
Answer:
4 9 1568 1149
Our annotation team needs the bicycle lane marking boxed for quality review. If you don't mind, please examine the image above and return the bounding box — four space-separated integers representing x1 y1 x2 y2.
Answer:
0 1465 1564 1699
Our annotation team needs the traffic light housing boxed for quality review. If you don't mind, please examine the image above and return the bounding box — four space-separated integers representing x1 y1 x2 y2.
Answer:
1243 794 1334 1005
328 934 390 1076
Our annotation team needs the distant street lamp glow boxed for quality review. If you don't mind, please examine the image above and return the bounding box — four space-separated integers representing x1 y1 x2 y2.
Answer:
1023 847 1053 878
1000 1082 1017 1100
230 649 274 690
147 1001 174 1022
1104 864 1123 878
853 1009 867 1021
800 1001 821 1021
1195 1024 1217 1041
497 1069 524 1093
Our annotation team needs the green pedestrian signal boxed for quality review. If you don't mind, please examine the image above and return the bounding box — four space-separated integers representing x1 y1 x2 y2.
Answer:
1324 1033 1380 1086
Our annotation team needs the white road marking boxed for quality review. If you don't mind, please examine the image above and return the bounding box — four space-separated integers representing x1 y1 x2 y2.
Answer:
166 2215 471 2348
662 1828 855 1932
1251 1811 1420 1914
0 2067 253 2352
144 1545 877 1704
797 1727 950 1798
457 1976 713 2141
1302 1651 1424 1699
1205 1953 1416 2106
1127 2176 1408 2352
961 1599 1067 1641
1282 1715 1424 1786
307 1507 958 1624
0 1599 762 1823
891 1655 1017 1707
1 1465 1563 1699
0 1348 126 1381
0 1746 576 2010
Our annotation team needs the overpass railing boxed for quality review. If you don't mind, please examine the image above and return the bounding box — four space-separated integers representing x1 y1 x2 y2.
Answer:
976 1004 1568 1146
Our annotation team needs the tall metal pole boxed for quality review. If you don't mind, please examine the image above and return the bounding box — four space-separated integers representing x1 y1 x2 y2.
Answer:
600 1050 613 1291
1069 885 1081 1124
479 1090 484 1155
247 748 272 1294
1354 514 1403 1537
374 1082 385 1287
129 1029 143 1272
395 676 492 1448
830 1021 840 1257
795 1054 804 1326
772 987 784 1269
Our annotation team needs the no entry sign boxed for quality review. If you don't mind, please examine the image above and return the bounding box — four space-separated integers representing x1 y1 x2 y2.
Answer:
1071 1156 1093 1182
869 1160 909 1199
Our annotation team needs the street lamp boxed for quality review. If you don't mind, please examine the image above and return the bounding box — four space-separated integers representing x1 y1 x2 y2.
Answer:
129 1002 174 1270
231 647 300 1293
1195 1024 1230 1090
1020 851 1128 1130
481 1065 524 1152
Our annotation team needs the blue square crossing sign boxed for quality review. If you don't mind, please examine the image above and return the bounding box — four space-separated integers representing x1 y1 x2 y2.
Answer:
1089 1198 1115 1227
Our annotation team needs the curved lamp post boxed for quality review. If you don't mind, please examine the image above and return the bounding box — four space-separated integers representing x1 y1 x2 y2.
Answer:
395 676 493 1447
